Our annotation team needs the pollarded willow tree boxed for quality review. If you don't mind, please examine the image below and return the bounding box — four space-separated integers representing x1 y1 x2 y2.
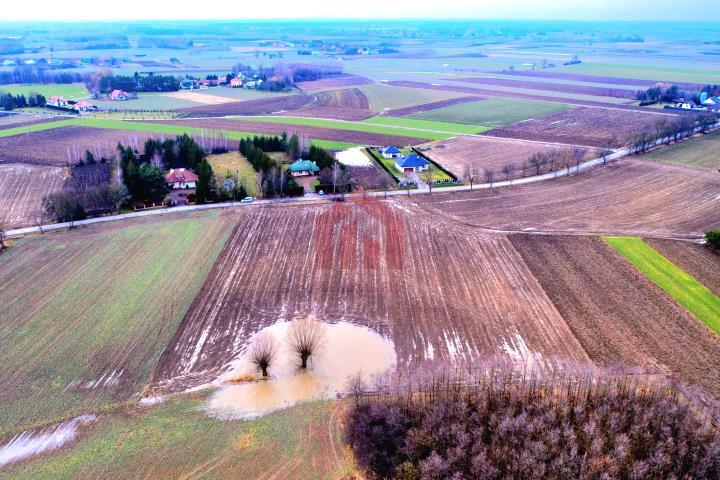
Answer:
288 316 326 369
250 333 277 377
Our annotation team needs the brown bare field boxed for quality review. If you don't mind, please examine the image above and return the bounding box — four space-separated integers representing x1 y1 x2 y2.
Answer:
496 70 704 91
509 234 720 397
451 77 638 99
483 107 669 147
381 96 484 117
425 136 593 179
150 201 588 394
386 80 679 113
296 74 373 91
411 159 720 238
0 163 65 228
182 88 374 120
0 114 62 131
645 239 720 297
0 126 157 166
167 118 430 146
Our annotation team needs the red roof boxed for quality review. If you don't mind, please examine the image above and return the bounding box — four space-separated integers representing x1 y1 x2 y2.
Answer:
165 168 199 183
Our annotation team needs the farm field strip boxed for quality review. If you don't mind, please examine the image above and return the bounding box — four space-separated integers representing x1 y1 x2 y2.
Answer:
639 130 720 171
0 212 235 438
604 237 720 335
553 62 720 86
510 234 720 398
411 159 720 238
231 115 483 137
0 163 65 228
447 79 633 104
450 76 639 99
150 202 588 395
0 119 358 153
644 239 720 298
0 83 88 99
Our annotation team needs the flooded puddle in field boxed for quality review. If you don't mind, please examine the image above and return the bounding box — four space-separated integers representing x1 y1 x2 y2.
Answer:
206 321 396 419
0 414 96 467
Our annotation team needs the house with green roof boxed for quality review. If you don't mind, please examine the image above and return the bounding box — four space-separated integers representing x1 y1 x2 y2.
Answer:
288 159 320 177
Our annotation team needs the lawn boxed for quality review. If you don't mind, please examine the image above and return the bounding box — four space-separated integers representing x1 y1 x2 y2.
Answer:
605 237 720 335
641 130 720 171
2 395 355 479
236 116 457 140
409 97 573 127
0 212 234 438
0 83 87 99
0 118 357 151
208 151 258 196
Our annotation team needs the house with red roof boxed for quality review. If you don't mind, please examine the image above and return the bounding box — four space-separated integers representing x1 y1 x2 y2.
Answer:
110 90 129 101
48 96 68 107
230 77 242 88
73 100 97 112
165 168 199 189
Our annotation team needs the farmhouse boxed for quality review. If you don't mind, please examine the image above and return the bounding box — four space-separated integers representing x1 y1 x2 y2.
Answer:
73 101 97 112
165 168 199 189
395 154 430 173
381 146 402 159
48 96 68 107
230 77 242 88
288 159 320 176
110 90 129 101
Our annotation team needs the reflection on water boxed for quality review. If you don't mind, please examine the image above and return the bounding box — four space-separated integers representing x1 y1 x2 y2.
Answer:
206 321 396 419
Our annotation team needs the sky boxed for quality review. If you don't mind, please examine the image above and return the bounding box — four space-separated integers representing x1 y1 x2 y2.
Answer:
0 0 716 22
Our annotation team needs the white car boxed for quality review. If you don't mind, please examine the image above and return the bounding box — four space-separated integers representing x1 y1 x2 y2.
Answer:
240 197 254 204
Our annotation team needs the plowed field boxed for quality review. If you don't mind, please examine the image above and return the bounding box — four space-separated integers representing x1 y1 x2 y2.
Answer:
644 239 720 297
150 201 588 394
509 234 720 397
0 163 65 228
412 159 720 238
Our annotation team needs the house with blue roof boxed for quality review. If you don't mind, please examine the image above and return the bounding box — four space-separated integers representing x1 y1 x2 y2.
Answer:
394 154 430 173
288 159 320 176
381 146 402 159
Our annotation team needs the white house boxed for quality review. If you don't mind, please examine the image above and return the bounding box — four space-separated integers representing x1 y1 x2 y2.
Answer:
165 168 199 189
394 154 430 173
381 146 402 159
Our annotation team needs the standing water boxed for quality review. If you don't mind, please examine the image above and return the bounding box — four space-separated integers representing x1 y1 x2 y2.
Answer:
206 321 396 419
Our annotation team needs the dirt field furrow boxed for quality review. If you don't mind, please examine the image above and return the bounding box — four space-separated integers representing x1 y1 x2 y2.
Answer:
0 163 65 228
509 234 720 397
411 159 720 238
150 201 588 394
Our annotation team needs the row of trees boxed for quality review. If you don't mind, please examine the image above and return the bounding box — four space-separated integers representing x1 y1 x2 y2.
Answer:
97 73 180 93
0 66 89 86
637 83 720 104
630 112 718 154
0 92 46 111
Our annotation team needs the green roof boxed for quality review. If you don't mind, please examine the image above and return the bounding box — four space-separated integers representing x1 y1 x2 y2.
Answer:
288 159 320 173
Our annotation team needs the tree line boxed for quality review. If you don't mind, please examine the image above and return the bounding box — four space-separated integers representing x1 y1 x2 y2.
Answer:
637 83 720 104
629 112 718 154
98 73 180 94
0 92 46 110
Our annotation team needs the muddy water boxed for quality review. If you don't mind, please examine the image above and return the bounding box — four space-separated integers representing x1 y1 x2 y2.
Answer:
206 321 396 419
0 414 96 467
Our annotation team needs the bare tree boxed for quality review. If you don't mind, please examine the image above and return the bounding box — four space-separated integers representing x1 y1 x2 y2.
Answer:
379 174 393 198
501 163 515 183
463 163 477 190
419 171 435 194
288 317 326 369
571 147 585 173
528 153 546 176
0 223 6 251
484 168 495 189
32 210 46 233
250 333 276 377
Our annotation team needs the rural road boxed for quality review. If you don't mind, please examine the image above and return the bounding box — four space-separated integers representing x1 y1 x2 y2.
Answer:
5 148 626 238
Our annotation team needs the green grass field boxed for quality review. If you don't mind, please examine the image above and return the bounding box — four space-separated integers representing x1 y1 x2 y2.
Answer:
208 151 258 196
236 116 458 140
363 116 488 135
0 118 357 151
556 62 720 85
2 395 354 480
409 97 573 126
605 237 720 335
356 83 467 111
0 83 87 99
641 130 720 171
0 213 234 438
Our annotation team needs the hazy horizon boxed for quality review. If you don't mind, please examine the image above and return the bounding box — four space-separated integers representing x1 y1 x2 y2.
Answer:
2 0 718 22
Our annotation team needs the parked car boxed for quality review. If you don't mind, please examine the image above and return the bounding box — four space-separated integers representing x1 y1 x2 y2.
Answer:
240 196 255 204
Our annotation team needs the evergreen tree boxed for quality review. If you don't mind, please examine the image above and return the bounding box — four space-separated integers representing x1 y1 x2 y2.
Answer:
195 158 215 204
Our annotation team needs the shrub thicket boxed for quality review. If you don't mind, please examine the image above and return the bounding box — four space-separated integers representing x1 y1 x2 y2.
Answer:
346 360 720 480
706 230 720 251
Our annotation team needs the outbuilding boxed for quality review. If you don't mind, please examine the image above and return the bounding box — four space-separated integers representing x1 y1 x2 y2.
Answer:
394 154 430 173
381 146 402 159
110 90 129 101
